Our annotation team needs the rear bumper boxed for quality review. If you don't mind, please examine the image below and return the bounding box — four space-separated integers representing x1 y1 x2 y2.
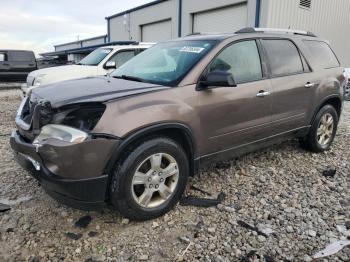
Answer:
10 130 119 210
0 72 30 81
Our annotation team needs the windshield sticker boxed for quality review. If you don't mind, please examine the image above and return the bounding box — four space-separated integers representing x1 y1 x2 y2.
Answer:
101 49 112 54
179 46 205 53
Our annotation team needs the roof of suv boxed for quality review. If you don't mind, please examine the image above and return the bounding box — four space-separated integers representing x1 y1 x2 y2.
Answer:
179 28 321 42
101 43 155 50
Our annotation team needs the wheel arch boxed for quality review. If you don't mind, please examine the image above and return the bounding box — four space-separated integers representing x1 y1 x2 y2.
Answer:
105 123 198 178
311 95 342 125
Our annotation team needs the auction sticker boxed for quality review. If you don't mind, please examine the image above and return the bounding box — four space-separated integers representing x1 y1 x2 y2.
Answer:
101 49 112 54
180 46 205 53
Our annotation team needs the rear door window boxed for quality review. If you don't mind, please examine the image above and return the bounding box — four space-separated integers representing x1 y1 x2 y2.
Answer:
9 51 35 62
262 39 304 77
108 50 135 68
209 40 263 83
303 40 340 69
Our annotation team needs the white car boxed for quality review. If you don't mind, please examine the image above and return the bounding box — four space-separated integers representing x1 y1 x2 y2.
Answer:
22 43 153 96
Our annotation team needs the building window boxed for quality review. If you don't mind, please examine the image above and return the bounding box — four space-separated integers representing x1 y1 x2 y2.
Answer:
300 0 311 9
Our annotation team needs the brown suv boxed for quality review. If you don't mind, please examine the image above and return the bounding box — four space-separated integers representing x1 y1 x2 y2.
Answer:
10 28 346 220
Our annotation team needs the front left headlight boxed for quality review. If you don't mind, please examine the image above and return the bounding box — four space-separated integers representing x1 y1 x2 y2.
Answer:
33 74 46 87
33 124 88 145
51 104 106 131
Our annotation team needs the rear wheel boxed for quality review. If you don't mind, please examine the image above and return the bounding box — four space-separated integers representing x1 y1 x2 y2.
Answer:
109 137 189 221
300 105 338 152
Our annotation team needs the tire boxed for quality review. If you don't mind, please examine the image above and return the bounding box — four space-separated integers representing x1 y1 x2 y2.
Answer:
300 104 338 152
109 137 189 221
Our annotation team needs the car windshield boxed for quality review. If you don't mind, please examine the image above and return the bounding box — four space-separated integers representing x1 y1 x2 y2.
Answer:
78 48 112 66
111 40 218 86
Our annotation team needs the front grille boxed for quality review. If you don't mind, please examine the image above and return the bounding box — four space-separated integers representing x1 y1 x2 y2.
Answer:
16 94 53 140
24 100 36 124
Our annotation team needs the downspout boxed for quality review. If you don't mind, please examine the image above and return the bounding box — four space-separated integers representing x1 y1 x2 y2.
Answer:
255 0 261 28
107 19 111 43
178 0 182 37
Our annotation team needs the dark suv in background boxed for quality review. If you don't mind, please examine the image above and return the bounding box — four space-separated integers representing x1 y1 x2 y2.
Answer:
0 50 37 81
10 28 346 220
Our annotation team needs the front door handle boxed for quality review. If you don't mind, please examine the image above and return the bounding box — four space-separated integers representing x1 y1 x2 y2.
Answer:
256 90 271 97
305 82 316 88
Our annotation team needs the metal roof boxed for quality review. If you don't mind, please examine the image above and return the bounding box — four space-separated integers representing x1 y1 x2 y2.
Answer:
54 35 108 48
41 41 137 57
105 0 169 20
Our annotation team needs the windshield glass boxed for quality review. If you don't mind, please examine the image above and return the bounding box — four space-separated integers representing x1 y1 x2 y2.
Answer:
111 40 218 86
78 48 112 66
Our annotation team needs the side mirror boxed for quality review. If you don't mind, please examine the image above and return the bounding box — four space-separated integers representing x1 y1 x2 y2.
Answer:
197 70 236 90
105 61 117 69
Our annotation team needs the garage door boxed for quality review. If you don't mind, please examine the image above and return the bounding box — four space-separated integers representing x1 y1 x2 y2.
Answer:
141 19 172 42
193 4 247 34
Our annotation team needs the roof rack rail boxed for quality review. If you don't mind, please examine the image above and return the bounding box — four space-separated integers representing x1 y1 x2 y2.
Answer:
235 27 317 37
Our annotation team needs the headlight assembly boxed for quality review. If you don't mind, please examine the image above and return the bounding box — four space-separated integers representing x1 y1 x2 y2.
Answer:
33 74 46 87
33 124 88 145
51 104 106 131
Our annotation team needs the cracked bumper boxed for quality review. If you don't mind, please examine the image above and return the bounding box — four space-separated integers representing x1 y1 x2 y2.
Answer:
10 130 119 210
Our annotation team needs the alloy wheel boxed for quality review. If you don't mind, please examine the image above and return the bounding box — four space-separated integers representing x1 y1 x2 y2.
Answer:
317 113 334 146
131 153 179 208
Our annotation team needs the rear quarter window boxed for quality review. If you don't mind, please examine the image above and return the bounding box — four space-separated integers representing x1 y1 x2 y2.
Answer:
9 51 35 62
303 40 340 69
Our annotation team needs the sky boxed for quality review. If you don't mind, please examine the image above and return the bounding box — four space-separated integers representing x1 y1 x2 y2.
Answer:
0 0 153 56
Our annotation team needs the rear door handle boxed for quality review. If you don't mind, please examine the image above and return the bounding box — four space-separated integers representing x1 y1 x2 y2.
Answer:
256 90 271 97
305 82 316 88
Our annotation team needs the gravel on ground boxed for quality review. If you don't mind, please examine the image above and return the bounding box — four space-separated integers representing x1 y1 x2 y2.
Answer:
0 90 349 261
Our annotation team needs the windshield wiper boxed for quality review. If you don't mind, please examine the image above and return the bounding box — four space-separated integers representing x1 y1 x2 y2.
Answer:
113 75 145 83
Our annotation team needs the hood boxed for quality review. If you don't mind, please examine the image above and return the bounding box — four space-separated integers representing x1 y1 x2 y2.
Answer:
31 76 170 108
28 65 98 85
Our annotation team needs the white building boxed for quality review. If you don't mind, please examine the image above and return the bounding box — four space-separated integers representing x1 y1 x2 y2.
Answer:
106 0 350 66
43 0 350 66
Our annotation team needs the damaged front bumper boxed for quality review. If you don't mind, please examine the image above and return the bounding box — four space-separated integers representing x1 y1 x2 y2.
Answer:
10 130 119 210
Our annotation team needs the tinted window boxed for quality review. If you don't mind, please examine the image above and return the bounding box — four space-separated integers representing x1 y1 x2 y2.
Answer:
108 50 135 68
0 53 6 62
303 40 340 69
209 40 262 83
9 51 35 62
262 39 304 77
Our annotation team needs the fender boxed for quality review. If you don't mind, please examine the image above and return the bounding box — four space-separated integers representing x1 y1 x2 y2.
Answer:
104 122 198 176
310 94 343 125
310 94 342 125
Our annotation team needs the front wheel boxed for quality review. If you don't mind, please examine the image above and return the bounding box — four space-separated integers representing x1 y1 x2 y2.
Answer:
300 104 338 152
110 137 189 221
